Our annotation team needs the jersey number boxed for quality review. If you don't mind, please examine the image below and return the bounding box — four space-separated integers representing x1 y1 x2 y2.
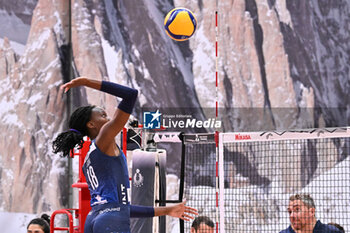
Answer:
87 166 99 190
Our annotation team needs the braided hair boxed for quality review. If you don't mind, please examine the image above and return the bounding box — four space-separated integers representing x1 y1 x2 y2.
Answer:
27 214 50 233
52 105 95 157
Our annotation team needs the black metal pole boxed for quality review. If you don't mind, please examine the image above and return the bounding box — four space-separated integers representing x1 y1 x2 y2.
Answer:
179 132 185 233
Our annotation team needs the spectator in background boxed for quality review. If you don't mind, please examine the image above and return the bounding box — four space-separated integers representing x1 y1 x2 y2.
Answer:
27 214 50 233
191 216 215 233
328 223 345 233
279 193 342 233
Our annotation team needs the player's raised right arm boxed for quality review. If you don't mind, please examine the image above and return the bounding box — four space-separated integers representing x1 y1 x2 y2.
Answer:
61 77 138 153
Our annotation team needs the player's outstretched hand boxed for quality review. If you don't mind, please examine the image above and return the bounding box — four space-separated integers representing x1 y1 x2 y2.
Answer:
168 200 198 221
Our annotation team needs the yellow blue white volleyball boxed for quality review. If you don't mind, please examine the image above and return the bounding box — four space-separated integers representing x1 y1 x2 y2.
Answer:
164 8 197 41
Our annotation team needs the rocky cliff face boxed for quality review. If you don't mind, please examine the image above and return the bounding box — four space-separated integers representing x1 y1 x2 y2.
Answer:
0 0 348 215
213 0 349 131
0 0 69 213
0 0 37 44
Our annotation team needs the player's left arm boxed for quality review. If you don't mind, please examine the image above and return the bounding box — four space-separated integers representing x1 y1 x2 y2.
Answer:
154 200 198 221
130 201 198 221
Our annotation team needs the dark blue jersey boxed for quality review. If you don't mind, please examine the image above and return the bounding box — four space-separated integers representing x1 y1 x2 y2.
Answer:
82 141 130 206
279 220 342 233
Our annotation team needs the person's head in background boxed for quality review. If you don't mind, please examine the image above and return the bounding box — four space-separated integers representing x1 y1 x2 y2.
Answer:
191 216 215 233
287 193 316 232
328 223 345 233
27 214 50 233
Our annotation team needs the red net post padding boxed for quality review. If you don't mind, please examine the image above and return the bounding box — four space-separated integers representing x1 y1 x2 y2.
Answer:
71 138 92 232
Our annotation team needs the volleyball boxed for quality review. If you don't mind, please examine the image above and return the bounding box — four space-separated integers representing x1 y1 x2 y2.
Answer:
164 7 197 41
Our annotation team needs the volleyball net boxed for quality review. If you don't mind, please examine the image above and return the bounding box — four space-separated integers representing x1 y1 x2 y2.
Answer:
180 127 350 233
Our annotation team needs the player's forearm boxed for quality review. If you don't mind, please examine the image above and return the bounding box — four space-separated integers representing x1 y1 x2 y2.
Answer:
82 77 102 90
79 77 138 114
130 205 155 218
153 206 173 217
100 80 138 114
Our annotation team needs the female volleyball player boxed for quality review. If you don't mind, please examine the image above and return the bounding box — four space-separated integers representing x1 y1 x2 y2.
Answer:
52 77 197 233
